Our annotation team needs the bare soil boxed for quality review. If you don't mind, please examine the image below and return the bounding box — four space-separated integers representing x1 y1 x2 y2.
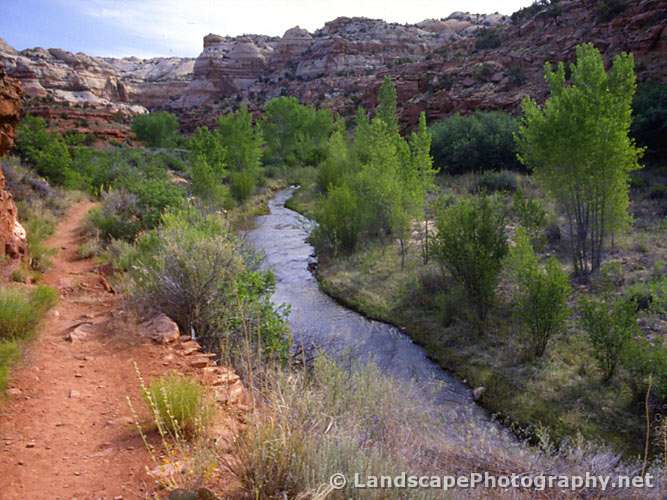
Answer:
0 201 173 499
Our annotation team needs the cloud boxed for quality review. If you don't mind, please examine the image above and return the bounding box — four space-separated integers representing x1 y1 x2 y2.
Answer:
60 0 533 57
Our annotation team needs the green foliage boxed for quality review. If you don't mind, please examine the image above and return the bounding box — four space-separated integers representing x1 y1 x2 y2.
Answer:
475 28 501 50
512 189 548 245
261 97 334 167
127 208 290 362
313 183 360 252
190 155 229 207
516 43 643 274
315 82 434 260
21 205 57 271
143 373 212 437
631 81 667 163
217 105 263 174
0 285 58 340
316 123 351 193
626 276 667 315
508 229 570 357
432 196 508 326
131 112 179 148
85 153 186 241
16 116 75 186
0 339 20 393
229 170 256 204
188 126 227 178
430 111 520 174
580 296 637 382
376 76 399 135
622 338 667 400
217 105 263 201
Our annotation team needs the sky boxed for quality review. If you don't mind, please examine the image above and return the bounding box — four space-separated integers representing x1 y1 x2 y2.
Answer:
0 0 534 58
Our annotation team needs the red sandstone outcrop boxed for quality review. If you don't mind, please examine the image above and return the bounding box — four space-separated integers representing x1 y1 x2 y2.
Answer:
0 68 27 259
1 1 665 132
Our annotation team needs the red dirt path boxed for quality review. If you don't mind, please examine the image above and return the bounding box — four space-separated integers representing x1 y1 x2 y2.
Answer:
0 201 172 499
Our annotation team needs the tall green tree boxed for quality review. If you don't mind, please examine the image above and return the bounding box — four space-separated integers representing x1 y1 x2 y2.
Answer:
508 228 571 358
515 43 643 275
188 126 227 179
409 112 437 264
261 97 333 166
376 76 399 136
432 196 508 329
217 105 263 174
217 106 264 202
132 112 179 148
317 120 352 193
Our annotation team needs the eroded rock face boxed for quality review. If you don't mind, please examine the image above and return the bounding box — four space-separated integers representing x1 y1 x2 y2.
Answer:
0 68 27 259
1 0 665 133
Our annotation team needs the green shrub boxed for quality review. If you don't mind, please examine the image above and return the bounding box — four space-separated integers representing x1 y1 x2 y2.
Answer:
77 239 100 260
0 340 20 394
88 191 142 241
512 188 548 246
261 97 334 167
15 116 75 186
622 338 667 401
23 209 57 272
580 297 637 382
432 196 508 327
313 183 360 253
0 285 58 340
143 373 212 437
190 155 229 207
229 170 256 203
430 112 520 174
508 229 570 357
127 209 290 361
316 127 351 193
625 277 667 315
131 112 180 148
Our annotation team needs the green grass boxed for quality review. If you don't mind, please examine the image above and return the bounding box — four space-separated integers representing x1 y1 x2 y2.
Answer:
142 372 213 438
0 340 20 394
284 179 319 218
316 238 647 456
0 285 58 396
0 285 59 340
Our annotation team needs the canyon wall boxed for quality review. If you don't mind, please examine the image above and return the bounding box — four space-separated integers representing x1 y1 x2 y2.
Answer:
0 68 26 259
0 0 665 134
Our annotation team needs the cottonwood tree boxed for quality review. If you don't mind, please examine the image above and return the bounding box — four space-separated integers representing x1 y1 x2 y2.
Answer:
409 112 437 264
516 43 642 275
377 76 399 136
432 196 508 330
217 105 264 202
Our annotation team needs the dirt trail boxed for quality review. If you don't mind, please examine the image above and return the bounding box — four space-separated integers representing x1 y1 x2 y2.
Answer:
0 201 172 499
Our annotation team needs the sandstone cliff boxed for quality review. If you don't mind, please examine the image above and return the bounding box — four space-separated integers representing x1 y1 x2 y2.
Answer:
0 68 26 260
0 0 665 132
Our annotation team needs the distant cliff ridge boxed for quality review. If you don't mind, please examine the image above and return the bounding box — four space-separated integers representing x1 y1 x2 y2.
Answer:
0 0 665 137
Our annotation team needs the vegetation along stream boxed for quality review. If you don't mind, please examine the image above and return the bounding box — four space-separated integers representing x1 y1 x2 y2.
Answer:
248 187 523 450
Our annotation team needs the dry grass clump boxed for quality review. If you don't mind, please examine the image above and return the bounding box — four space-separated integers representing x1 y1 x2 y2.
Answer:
228 357 445 499
142 372 214 438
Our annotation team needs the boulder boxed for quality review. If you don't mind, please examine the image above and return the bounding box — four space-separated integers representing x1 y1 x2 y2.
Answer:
142 313 180 344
